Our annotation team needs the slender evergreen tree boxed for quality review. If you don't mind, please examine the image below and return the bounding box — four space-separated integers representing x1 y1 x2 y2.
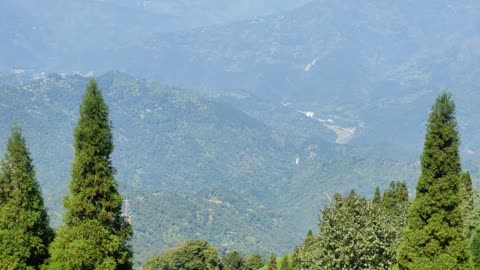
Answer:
46 80 132 269
0 127 54 269
279 256 290 270
268 253 277 270
397 92 471 269
373 185 382 205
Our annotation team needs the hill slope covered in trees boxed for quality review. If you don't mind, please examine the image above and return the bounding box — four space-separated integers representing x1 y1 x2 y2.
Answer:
0 72 421 264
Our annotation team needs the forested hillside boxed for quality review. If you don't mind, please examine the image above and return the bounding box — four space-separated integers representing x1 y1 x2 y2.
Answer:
0 72 420 264
2 1 480 267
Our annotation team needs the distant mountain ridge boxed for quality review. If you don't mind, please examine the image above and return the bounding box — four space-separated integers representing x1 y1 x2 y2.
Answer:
4 1 480 149
118 0 480 149
0 0 309 70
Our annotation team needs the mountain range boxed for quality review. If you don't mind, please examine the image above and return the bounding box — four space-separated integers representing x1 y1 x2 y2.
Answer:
3 1 480 150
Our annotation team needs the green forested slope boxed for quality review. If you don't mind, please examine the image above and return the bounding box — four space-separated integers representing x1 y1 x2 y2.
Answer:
0 72 419 264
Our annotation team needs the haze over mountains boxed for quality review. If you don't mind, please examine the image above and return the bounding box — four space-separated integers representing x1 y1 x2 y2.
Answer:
1 0 480 265
0 0 309 69
3 0 480 150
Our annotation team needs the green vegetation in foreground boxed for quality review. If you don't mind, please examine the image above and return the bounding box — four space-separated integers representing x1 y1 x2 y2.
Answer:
245 254 265 270
1 78 479 269
398 93 471 269
289 182 408 269
279 92 475 269
267 253 277 270
46 80 133 269
143 240 221 270
0 127 53 269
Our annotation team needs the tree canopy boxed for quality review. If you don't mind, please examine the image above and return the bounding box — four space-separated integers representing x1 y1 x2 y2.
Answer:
397 92 471 269
46 80 132 269
143 240 221 270
0 127 53 269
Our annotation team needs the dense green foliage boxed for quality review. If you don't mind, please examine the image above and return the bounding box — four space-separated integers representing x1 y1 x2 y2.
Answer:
143 240 221 270
223 251 245 270
292 230 316 269
279 256 289 270
267 254 277 270
244 254 265 270
0 127 53 269
382 181 408 213
316 191 399 269
46 80 132 269
471 225 480 269
469 189 480 268
290 247 301 270
144 242 269 270
292 182 408 269
373 185 381 205
398 93 471 269
461 172 475 238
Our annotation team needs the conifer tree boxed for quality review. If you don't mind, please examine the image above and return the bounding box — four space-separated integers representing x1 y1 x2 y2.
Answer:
46 80 132 269
397 92 471 269
471 225 480 269
279 256 290 270
460 172 474 238
244 254 264 270
304 230 314 247
222 251 244 270
295 229 319 269
268 253 277 270
0 127 54 269
373 185 381 205
382 181 408 213
290 247 301 270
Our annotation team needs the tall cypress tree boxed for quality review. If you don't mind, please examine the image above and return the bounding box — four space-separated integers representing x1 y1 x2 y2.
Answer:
397 92 471 269
47 80 132 269
0 127 54 269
